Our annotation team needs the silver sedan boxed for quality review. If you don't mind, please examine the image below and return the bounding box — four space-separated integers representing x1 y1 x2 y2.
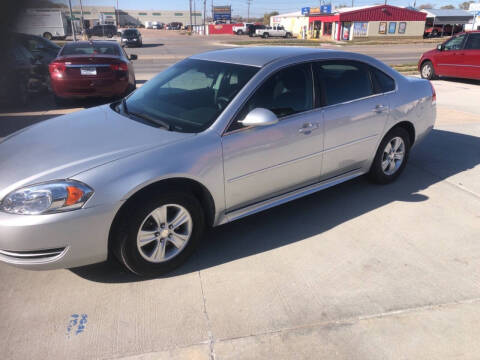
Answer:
0 47 436 275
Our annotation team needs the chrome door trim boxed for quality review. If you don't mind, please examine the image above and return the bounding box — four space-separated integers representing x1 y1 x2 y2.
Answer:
227 149 324 183
218 168 364 225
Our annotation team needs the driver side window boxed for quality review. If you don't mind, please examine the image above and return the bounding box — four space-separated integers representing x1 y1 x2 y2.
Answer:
444 35 466 51
229 63 313 131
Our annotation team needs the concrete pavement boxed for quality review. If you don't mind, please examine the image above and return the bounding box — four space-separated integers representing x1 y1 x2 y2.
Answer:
0 33 480 360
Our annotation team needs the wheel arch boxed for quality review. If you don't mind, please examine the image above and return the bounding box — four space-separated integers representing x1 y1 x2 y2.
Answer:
108 177 216 252
388 120 416 146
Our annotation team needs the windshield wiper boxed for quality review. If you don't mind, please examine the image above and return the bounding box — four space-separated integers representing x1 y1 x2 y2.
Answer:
128 111 171 131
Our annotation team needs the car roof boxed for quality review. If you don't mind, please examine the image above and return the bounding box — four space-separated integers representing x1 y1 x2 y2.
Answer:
64 40 119 46
190 47 333 67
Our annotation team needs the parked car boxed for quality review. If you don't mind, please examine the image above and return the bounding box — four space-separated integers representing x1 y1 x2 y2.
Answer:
87 24 118 38
256 25 292 38
121 29 143 47
233 23 252 35
15 10 69 40
247 24 265 37
0 47 436 276
424 24 463 38
12 32 60 64
419 31 480 80
166 22 182 30
0 42 49 106
152 22 164 30
49 41 137 104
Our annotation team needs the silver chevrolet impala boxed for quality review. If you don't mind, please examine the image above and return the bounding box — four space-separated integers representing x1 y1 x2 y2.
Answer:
0 47 436 276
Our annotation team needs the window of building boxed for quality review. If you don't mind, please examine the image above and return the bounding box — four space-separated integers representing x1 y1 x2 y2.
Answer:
174 13 184 16
138 12 148 16
152 12 162 16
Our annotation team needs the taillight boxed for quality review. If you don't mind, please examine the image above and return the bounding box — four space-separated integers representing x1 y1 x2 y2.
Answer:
49 61 66 78
430 81 436 105
110 62 128 71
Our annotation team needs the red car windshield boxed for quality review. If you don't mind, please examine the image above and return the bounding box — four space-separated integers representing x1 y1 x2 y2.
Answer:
61 43 120 56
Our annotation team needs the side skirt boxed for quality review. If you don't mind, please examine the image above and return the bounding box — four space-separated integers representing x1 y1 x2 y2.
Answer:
216 169 364 226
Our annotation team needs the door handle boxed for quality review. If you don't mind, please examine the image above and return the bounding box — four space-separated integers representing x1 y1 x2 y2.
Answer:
298 122 319 134
373 104 387 113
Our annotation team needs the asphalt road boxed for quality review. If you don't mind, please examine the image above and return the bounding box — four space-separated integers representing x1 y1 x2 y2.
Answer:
1 32 480 360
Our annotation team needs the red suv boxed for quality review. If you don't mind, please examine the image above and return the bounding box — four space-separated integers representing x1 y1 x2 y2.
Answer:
419 31 480 80
49 41 137 104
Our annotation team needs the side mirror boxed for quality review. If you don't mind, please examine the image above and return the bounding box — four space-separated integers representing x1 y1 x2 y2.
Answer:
129 54 138 60
437 44 444 51
240 108 279 127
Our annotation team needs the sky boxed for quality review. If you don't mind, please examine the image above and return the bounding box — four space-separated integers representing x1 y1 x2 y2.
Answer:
63 0 475 17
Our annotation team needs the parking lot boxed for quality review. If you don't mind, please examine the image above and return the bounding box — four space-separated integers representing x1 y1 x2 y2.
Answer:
1 32 480 360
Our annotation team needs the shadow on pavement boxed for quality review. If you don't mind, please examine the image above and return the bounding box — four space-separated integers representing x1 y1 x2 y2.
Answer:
70 128 480 283
437 77 480 86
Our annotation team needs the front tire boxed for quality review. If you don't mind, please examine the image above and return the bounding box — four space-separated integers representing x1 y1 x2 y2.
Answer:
263 33 269 38
368 128 411 184
112 191 205 276
236 30 243 35
420 61 436 80
43 32 52 40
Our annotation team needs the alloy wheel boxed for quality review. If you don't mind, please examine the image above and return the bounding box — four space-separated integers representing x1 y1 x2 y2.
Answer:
136 204 192 263
381 137 405 176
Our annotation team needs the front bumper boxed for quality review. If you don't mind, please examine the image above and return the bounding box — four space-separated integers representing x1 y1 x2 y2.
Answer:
121 39 140 46
51 78 129 99
0 203 118 270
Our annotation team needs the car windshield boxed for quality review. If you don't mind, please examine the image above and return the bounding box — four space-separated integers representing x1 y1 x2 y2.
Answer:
123 59 258 133
61 43 120 56
123 30 137 36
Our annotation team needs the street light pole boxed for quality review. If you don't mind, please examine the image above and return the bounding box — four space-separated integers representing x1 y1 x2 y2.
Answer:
189 0 193 31
203 0 206 35
68 0 76 41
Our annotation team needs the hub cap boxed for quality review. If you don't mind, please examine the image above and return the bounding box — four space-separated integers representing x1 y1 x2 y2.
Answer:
422 64 432 78
136 204 192 263
381 137 405 176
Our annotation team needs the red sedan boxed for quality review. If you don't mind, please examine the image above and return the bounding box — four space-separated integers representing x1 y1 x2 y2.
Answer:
419 31 480 81
49 41 137 104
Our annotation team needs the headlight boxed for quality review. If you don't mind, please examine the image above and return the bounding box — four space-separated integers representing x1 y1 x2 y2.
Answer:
122 38 128 41
0 180 93 215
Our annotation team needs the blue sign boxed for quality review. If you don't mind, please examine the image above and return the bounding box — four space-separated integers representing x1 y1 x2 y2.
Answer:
301 7 310 15
320 5 332 14
213 14 231 21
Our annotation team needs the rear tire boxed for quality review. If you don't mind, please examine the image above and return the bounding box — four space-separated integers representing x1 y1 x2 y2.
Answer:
368 128 411 184
263 33 269 38
237 30 243 35
112 191 205 276
420 61 436 80
43 32 52 40
53 94 69 107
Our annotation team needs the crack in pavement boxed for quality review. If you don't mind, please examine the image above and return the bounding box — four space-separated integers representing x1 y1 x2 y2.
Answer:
198 270 216 360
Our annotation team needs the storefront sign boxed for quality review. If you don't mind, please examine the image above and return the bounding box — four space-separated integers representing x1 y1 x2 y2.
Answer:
353 22 368 36
379 22 387 34
388 22 396 34
213 5 231 21
301 7 310 15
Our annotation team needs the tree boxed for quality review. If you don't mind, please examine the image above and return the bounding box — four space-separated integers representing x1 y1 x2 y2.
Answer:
263 11 279 25
418 3 433 9
441 5 455 9
459 1 474 10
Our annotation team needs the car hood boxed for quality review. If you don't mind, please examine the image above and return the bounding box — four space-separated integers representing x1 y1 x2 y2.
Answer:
0 105 193 198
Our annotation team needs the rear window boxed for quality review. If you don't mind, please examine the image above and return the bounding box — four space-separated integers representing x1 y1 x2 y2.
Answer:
61 43 120 56
315 61 373 106
371 67 396 93
123 29 137 36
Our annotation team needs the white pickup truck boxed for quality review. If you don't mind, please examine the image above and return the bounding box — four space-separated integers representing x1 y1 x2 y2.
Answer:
233 23 252 35
255 25 292 38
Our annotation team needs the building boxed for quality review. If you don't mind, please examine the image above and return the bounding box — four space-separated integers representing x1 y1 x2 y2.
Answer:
466 3 480 31
307 5 427 41
24 6 202 28
421 9 474 33
270 11 309 37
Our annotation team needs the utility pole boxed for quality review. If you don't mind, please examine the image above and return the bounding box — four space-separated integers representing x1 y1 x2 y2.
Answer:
68 0 76 41
194 0 197 29
116 0 119 26
189 0 193 31
247 0 251 22
203 0 206 35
